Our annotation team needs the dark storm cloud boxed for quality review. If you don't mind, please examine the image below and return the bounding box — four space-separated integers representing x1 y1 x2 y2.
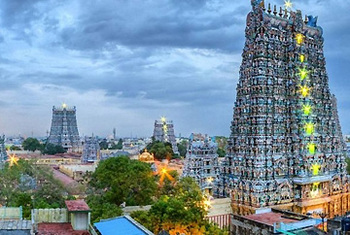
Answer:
0 0 349 137
59 1 247 52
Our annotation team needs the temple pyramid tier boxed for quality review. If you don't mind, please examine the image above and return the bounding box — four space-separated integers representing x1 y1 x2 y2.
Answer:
153 117 179 154
47 104 80 152
219 0 349 218
182 133 220 195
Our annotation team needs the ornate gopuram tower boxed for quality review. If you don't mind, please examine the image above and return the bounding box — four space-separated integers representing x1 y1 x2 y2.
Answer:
153 117 179 154
47 104 80 152
221 0 349 218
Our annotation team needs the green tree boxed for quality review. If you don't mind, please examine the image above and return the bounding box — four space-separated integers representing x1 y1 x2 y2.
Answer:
22 138 43 152
132 177 228 235
217 147 226 158
10 145 22 151
145 141 174 160
87 156 157 222
177 140 188 157
115 138 123 149
99 140 108 150
346 157 350 174
87 195 123 223
42 143 66 155
0 160 68 219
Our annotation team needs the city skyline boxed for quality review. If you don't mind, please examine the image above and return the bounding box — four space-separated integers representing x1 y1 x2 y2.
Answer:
0 0 349 138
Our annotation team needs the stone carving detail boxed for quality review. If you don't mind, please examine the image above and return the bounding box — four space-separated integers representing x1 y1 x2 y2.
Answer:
48 105 80 152
215 1 348 215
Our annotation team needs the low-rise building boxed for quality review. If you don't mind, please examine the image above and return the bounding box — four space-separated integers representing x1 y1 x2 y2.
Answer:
231 208 325 234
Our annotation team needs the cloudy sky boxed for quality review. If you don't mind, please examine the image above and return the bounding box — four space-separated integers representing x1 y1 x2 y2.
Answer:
0 0 349 138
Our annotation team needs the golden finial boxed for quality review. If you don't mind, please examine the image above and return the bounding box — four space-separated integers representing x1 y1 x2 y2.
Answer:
267 3 272 14
160 116 166 123
62 103 67 109
284 8 288 18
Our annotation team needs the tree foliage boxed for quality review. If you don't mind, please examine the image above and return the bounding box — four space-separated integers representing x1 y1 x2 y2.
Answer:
87 156 157 222
42 143 66 155
145 140 174 160
177 140 188 157
0 160 68 219
99 138 123 150
10 145 22 151
115 138 123 149
22 138 42 152
87 195 122 223
346 157 350 175
131 177 228 235
217 148 226 158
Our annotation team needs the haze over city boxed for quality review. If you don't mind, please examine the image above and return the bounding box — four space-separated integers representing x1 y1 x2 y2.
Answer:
0 0 349 138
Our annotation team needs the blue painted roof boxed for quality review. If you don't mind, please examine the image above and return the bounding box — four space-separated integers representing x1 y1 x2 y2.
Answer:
94 216 152 235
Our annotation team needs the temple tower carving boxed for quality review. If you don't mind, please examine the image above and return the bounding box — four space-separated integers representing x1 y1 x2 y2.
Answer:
47 104 80 152
218 0 349 217
153 117 179 154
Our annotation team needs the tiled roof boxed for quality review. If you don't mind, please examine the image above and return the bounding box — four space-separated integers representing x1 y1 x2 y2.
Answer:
37 223 90 235
94 215 154 235
244 212 299 226
65 200 91 212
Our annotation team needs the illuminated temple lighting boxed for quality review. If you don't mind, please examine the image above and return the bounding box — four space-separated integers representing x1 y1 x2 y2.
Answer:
302 104 312 115
298 67 309 80
158 166 174 186
161 168 167 174
299 85 310 97
308 143 316 154
202 196 212 211
310 182 320 198
160 116 166 123
304 122 315 135
300 54 305 63
7 154 19 167
295 33 304 45
284 0 293 10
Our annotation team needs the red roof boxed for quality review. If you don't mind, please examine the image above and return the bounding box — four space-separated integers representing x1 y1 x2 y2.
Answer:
65 200 91 212
244 212 298 226
37 223 90 235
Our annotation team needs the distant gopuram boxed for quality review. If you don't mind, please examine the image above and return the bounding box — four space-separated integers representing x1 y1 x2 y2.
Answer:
218 0 348 218
182 133 220 195
81 136 100 163
47 104 80 152
153 117 179 154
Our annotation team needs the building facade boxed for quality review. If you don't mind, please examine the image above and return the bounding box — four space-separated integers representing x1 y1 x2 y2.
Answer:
47 105 80 152
81 136 100 163
218 0 349 218
153 117 179 154
183 134 220 195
